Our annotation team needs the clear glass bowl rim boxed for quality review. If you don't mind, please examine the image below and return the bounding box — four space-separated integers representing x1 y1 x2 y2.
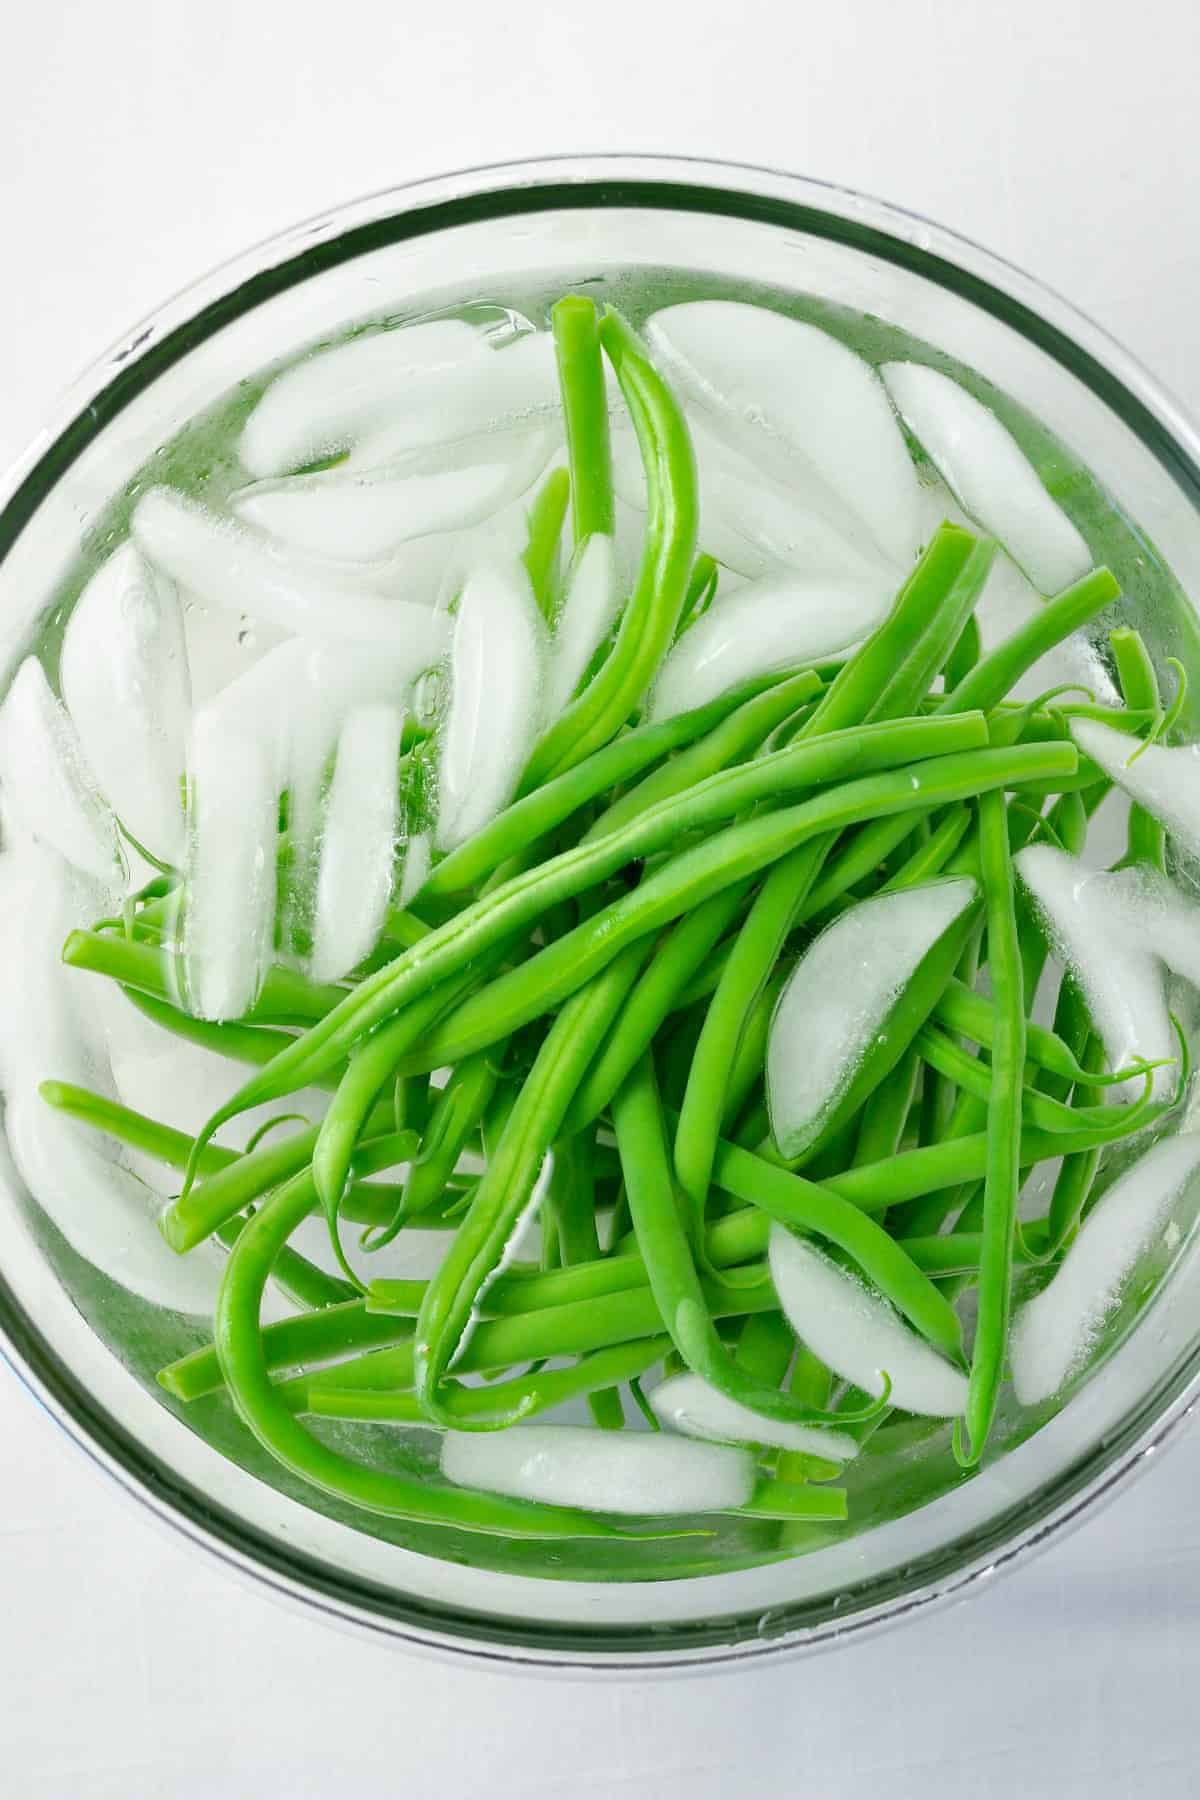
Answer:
2 151 1200 1672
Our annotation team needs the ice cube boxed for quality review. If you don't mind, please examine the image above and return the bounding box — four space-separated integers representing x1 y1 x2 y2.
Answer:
1011 1132 1200 1405
241 320 560 477
435 559 545 851
1015 847 1178 1099
543 533 622 718
5 1086 223 1315
881 361 1092 596
309 702 406 982
0 843 222 1314
648 567 893 724
649 1372 859 1459
133 488 450 648
767 878 978 1160
0 657 123 883
59 542 190 863
768 1227 968 1417
231 426 553 564
240 318 484 477
618 410 896 585
646 301 925 568
441 1423 755 1515
340 330 561 469
180 708 278 1022
1070 717 1200 861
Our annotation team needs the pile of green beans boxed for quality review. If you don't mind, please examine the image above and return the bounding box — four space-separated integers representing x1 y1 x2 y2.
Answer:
42 295 1185 1551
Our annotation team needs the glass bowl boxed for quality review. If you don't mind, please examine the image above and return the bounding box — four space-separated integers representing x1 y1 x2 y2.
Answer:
3 153 1200 1672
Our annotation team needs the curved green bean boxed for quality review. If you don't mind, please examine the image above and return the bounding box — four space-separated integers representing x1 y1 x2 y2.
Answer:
519 310 697 789
212 1171 659 1538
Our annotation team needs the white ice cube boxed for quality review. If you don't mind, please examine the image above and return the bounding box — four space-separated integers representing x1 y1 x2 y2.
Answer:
240 319 560 477
240 318 484 476
1070 717 1200 862
767 878 978 1160
60 542 191 863
616 410 897 585
0 656 123 882
648 567 893 724
310 702 406 982
646 301 925 568
768 1228 968 1418
0 843 222 1314
882 361 1092 596
435 559 545 851
133 488 449 648
231 426 552 565
649 1372 859 1459
180 708 278 1021
1011 1133 1200 1405
543 533 622 718
1015 847 1180 1101
441 1423 755 1515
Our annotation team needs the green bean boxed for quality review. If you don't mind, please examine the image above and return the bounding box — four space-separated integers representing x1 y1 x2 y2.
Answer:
212 1170 656 1539
612 1053 865 1424
61 930 346 1026
913 1023 1161 1136
376 734 1056 1087
795 568 1118 929
945 612 982 688
362 1050 500 1251
307 1337 667 1426
1110 626 1167 871
733 1311 796 1386
852 1047 921 1168
675 836 834 1222
803 525 984 735
877 807 973 895
311 937 515 1232
552 295 614 550
304 1268 784 1408
424 678 804 901
1045 990 1107 1254
586 669 824 842
185 714 1005 1161
709 1106 1159 1221
412 941 652 1427
38 1081 435 1248
930 977 1163 1088
520 310 697 789
942 566 1120 714
957 789 1025 1465
522 466 571 619
119 987 326 1082
677 553 719 637
165 1252 675 1404
163 1112 404 1254
710 1138 963 1357
563 882 754 1135
737 1481 847 1522
721 963 789 1132
543 1134 625 1428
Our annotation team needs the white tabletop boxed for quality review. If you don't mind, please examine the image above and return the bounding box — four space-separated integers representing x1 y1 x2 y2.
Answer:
3 1 1200 1793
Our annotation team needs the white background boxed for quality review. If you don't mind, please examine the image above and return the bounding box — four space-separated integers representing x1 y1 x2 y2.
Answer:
3 1 1200 1793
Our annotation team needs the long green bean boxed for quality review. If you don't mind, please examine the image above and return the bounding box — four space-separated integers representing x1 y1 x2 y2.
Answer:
520 311 697 789
957 789 1025 1464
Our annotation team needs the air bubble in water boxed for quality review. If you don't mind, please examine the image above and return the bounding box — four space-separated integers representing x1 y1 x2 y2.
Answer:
413 666 443 723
